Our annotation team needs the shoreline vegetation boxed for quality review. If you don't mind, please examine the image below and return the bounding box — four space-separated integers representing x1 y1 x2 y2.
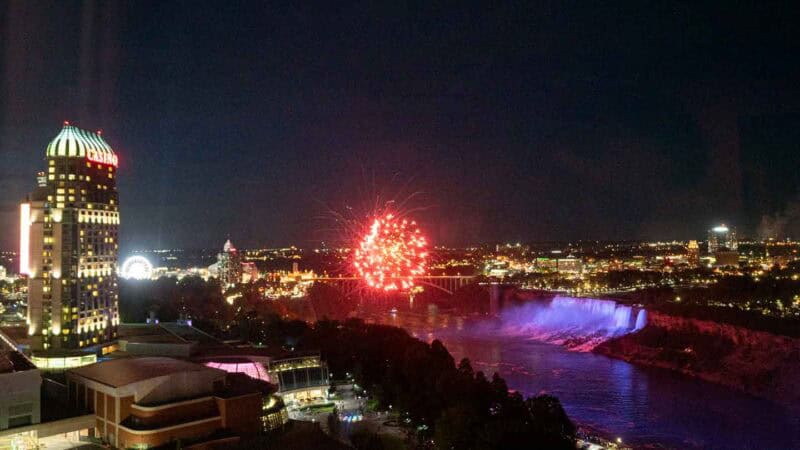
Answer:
594 311 800 408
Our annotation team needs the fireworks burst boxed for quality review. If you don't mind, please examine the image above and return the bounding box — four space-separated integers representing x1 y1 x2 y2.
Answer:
353 212 428 291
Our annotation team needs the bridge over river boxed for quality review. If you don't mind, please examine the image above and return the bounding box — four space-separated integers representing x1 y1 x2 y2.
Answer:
312 275 475 295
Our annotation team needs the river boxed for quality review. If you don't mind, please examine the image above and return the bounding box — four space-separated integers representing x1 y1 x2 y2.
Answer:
371 309 800 450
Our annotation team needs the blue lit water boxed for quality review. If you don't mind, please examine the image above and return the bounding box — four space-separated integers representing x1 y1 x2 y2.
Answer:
379 311 800 450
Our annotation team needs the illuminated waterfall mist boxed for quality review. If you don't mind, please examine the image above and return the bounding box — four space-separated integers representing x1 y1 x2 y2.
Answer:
498 296 647 351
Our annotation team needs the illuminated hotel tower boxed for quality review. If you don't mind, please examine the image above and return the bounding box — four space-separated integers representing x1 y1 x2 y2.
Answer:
20 123 120 361
708 224 737 253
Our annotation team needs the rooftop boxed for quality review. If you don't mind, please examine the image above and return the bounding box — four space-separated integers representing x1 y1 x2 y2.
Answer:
118 324 188 344
0 325 30 347
214 372 275 398
119 322 221 345
0 328 36 373
46 123 117 166
118 323 177 338
0 351 37 373
194 345 319 361
158 323 221 344
68 357 224 388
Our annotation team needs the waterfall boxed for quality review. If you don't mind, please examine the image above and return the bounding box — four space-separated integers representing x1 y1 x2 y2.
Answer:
634 309 647 330
497 296 647 351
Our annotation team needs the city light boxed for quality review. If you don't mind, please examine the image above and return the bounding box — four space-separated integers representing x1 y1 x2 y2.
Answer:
204 360 271 382
86 147 119 167
120 256 154 280
2 7 795 450
19 203 30 275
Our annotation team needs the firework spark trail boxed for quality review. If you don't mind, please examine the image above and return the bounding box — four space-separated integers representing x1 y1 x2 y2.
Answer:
353 212 428 291
318 182 438 300
312 171 434 298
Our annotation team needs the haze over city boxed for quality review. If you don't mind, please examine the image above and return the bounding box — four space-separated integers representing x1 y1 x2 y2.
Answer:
3 2 800 252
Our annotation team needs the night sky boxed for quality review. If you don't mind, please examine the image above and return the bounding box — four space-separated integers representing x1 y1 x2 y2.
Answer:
2 2 800 252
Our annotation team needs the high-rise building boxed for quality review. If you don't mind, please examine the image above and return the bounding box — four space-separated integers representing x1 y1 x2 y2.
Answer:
215 239 242 289
20 123 120 363
687 240 700 267
708 224 737 253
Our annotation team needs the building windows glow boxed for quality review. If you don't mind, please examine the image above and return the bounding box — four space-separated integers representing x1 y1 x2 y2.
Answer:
23 123 121 361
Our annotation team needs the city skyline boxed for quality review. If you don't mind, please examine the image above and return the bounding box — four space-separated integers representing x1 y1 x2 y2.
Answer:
3 3 800 251
0 220 785 256
3 3 800 449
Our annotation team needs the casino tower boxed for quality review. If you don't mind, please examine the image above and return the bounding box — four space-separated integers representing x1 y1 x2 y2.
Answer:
20 123 120 367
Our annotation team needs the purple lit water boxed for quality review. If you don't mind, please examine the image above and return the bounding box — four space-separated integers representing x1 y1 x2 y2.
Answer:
375 309 800 450
496 296 647 351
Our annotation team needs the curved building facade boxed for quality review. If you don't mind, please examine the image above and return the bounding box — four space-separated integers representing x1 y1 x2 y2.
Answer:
268 354 330 404
21 123 121 361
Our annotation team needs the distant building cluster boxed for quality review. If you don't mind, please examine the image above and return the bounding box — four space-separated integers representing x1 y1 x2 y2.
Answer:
209 239 244 288
708 224 739 268
117 241 318 299
708 224 738 253
469 222 800 300
206 241 318 297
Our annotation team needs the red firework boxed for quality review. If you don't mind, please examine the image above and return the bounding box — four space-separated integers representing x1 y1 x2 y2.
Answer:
353 212 428 291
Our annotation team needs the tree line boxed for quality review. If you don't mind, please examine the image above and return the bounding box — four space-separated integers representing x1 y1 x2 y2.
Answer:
120 276 576 449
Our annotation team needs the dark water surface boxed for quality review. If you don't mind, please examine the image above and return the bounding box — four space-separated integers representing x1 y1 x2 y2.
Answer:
375 311 800 450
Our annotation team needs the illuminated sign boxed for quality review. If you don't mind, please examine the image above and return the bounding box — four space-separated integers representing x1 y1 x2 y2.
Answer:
86 148 118 167
20 203 30 275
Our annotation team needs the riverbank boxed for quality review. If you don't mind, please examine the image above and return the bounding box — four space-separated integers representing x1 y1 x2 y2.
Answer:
375 309 799 448
594 310 800 407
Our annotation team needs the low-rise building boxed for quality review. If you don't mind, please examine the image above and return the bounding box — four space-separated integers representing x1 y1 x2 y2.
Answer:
714 250 740 267
261 394 290 432
66 357 263 448
268 353 330 405
0 331 41 430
